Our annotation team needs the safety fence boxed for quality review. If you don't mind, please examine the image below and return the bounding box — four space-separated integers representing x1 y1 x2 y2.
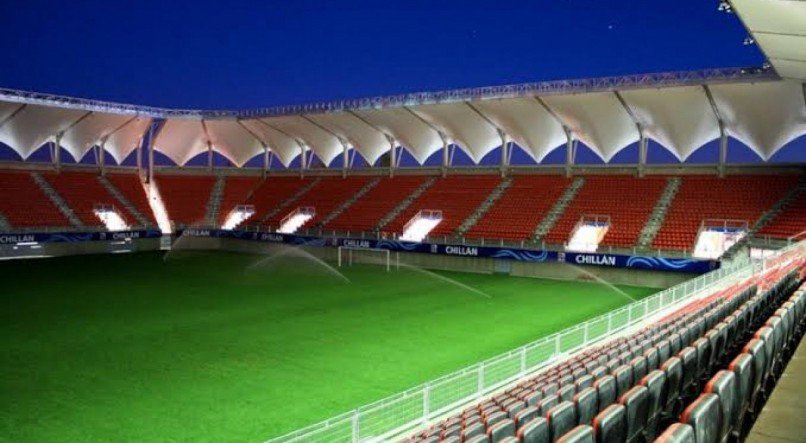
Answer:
265 242 803 443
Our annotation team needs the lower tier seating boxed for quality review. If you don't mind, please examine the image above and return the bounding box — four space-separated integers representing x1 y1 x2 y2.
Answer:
0 170 69 228
217 176 261 225
383 176 501 238
756 190 806 240
399 256 804 443
263 176 372 229
325 175 428 233
653 175 799 251
105 172 158 226
156 174 216 228
43 171 131 228
243 176 313 227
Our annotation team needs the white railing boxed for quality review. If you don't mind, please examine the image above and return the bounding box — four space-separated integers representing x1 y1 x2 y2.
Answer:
263 244 804 443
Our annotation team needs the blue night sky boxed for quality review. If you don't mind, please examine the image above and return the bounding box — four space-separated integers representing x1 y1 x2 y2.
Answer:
0 0 764 109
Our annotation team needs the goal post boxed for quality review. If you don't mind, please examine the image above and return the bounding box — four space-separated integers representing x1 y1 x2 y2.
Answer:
337 247 398 272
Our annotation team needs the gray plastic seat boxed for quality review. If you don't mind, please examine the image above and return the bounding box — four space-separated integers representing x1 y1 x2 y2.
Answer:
691 337 712 383
643 347 659 371
592 403 627 443
661 356 683 413
612 365 633 399
537 394 560 417
466 434 491 443
640 369 668 438
514 406 540 428
487 418 516 443
573 387 598 425
575 375 594 392
619 385 649 443
486 410 508 428
630 355 648 382
681 393 723 443
593 375 616 412
556 425 594 443
517 417 550 443
525 390 543 407
462 422 486 442
704 370 738 442
547 401 577 441
678 347 698 395
742 338 768 400
505 400 526 418
654 423 695 443
559 384 576 403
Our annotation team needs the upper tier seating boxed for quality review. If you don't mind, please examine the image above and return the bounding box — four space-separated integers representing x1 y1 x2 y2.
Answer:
544 176 667 248
757 191 806 240
466 175 571 242
242 176 313 227
0 170 69 228
264 176 372 229
400 257 804 443
105 172 157 225
156 174 216 227
653 175 799 251
324 175 428 233
217 176 261 225
43 171 131 228
383 175 501 237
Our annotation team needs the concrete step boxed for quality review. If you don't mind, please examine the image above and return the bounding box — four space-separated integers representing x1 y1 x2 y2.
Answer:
317 177 381 228
456 177 512 235
0 210 10 231
260 177 321 225
205 175 226 227
376 176 437 231
534 176 585 240
637 176 681 248
31 172 83 228
97 175 151 227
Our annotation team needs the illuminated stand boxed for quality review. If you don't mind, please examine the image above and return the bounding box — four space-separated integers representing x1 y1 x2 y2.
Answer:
694 219 748 259
278 207 315 234
222 205 255 230
400 210 442 242
93 204 130 231
567 215 610 253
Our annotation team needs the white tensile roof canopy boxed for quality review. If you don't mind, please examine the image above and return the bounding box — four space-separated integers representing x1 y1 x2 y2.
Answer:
0 73 804 167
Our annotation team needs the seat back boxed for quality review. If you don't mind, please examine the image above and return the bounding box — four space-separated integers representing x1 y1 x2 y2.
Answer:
537 394 560 416
704 370 738 441
630 356 648 382
661 356 683 410
654 423 695 443
681 393 723 443
613 365 633 398
559 384 576 402
619 386 649 443
547 401 577 441
692 337 712 380
487 418 516 442
573 387 598 425
742 339 767 393
517 417 550 443
462 421 486 442
555 425 595 443
640 370 668 435
592 404 627 443
514 406 540 428
678 347 697 393
575 375 594 392
593 375 616 412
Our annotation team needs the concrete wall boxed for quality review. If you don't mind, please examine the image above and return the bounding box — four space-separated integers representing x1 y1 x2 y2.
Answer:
0 238 161 259
174 237 694 289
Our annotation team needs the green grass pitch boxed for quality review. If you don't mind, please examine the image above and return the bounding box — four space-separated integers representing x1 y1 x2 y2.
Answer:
1 250 656 442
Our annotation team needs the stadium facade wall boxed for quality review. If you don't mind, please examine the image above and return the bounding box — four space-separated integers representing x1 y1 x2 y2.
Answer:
0 229 162 258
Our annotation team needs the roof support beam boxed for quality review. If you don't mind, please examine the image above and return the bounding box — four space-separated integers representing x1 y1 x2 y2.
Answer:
0 104 26 130
703 85 727 177
200 120 214 171
52 111 93 172
614 91 646 176
235 119 271 174
299 115 353 175
256 119 307 176
403 106 448 171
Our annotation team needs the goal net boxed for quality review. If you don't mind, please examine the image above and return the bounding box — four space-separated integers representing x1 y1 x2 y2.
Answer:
337 247 398 272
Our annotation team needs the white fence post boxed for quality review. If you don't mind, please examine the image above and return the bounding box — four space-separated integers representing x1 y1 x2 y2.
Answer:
352 410 360 443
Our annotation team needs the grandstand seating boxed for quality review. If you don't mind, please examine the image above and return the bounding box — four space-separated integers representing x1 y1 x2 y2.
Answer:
653 175 799 251
399 253 804 443
217 176 261 225
156 174 216 228
757 190 806 240
324 175 428 233
544 176 667 248
43 171 131 228
383 175 501 237
105 172 157 226
0 170 69 228
242 176 313 227
263 176 372 229
466 175 571 242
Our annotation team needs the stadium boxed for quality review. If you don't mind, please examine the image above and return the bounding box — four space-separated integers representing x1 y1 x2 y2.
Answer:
1 2 805 443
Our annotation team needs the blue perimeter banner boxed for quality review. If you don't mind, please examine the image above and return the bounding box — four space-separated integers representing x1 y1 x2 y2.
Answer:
0 229 162 245
178 229 719 274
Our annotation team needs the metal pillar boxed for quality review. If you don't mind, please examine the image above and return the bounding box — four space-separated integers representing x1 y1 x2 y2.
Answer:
262 144 270 177
718 124 728 178
564 127 574 178
441 134 449 177
99 140 106 175
638 133 648 177
388 136 396 177
53 135 62 172
299 144 306 178
135 136 143 177
499 130 509 177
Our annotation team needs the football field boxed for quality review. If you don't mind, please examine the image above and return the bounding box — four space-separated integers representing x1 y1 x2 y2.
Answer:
0 250 656 442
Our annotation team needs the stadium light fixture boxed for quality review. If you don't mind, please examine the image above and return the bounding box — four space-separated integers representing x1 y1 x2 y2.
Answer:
717 1 733 13
743 36 754 46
